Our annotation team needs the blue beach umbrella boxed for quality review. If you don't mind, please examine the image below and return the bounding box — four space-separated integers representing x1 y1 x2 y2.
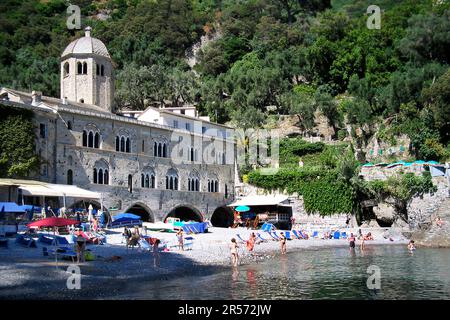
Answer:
235 206 250 212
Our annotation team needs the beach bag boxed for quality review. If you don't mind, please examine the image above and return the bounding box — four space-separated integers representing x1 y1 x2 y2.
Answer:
84 251 95 261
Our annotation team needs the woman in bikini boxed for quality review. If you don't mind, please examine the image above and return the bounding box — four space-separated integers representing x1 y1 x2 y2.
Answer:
280 232 287 254
349 233 356 251
230 238 239 267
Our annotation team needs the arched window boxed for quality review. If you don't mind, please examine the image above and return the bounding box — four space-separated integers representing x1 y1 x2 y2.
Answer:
115 136 120 151
158 143 162 157
82 62 87 74
101 65 104 76
82 130 87 147
120 137 125 152
77 62 82 74
141 174 145 188
163 143 167 158
207 179 211 192
128 174 133 193
153 142 158 157
165 169 178 190
126 138 131 153
94 132 100 149
64 62 70 77
196 179 200 192
190 148 194 162
93 160 109 185
215 181 219 193
145 174 150 188
67 121 72 130
96 64 99 76
151 175 155 188
88 131 94 148
225 184 228 198
104 169 109 185
98 169 104 184
67 169 73 185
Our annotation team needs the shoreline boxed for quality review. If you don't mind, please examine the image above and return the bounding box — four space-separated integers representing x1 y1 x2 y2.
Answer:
0 227 410 299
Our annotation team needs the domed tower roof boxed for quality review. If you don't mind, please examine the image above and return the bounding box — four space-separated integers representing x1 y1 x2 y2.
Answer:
61 27 111 59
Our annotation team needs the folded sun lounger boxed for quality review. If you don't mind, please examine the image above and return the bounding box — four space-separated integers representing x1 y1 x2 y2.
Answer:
292 230 302 239
256 233 269 242
270 231 281 241
285 231 293 240
236 234 247 244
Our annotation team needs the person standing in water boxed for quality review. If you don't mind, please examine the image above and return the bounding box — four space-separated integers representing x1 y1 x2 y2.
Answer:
407 240 416 252
152 239 161 267
349 233 356 251
230 238 239 267
176 229 184 251
280 232 287 254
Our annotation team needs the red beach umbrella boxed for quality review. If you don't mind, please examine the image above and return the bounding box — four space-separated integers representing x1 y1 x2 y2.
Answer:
28 217 79 228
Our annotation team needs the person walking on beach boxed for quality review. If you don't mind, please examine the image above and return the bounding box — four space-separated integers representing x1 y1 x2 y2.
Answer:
75 233 86 263
153 239 161 267
246 232 256 252
230 238 239 267
349 233 356 251
280 232 287 254
176 229 184 251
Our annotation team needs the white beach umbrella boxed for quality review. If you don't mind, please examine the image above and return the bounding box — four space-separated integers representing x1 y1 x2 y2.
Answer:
88 204 93 222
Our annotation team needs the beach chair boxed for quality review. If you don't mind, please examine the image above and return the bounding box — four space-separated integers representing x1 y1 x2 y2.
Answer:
333 231 341 239
271 231 282 241
256 233 269 243
311 231 319 239
0 238 8 248
285 231 294 240
184 236 194 250
38 234 55 245
16 234 37 248
236 234 247 244
292 230 303 239
341 232 347 239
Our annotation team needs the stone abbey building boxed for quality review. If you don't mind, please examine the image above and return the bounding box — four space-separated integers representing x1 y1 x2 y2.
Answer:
0 27 236 225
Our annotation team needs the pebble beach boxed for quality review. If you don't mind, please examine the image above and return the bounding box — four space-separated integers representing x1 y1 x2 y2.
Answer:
0 226 408 299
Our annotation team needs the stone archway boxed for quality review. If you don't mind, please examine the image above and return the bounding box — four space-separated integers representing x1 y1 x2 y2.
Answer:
211 206 234 228
125 202 155 222
165 205 203 222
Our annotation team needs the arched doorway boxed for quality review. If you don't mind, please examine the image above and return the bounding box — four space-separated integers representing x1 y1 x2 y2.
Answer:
165 205 202 222
211 206 234 228
69 200 111 224
126 203 154 222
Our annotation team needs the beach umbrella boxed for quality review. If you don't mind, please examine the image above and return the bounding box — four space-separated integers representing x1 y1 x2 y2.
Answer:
88 204 93 222
27 217 79 228
235 205 250 212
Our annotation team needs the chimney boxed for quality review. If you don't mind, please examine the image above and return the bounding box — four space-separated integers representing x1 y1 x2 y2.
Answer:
31 91 42 106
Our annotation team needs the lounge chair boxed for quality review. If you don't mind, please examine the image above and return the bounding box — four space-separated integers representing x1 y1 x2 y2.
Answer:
0 238 8 248
270 231 281 241
38 234 55 245
16 234 37 248
292 230 303 239
256 233 269 242
285 231 293 240
236 234 247 244
184 236 194 250
47 246 77 262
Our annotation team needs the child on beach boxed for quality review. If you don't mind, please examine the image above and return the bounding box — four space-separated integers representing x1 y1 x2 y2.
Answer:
153 239 161 267
176 229 184 251
279 232 287 254
230 238 239 267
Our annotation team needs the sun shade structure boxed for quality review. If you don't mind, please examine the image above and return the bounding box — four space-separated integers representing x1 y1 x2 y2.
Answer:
18 184 100 199
235 205 250 212
28 217 79 228
0 202 25 213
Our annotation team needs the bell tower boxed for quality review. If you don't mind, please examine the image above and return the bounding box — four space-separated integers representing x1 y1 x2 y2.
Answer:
60 26 114 112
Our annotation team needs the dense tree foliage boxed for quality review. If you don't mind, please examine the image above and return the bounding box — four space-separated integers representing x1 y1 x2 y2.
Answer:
0 0 449 162
0 104 39 178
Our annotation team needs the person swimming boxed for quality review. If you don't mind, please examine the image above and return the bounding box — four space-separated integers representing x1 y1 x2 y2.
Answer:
408 240 416 252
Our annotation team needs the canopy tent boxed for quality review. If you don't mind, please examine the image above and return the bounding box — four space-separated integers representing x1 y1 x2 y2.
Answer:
229 195 289 207
19 184 100 199
27 217 79 228
0 202 26 213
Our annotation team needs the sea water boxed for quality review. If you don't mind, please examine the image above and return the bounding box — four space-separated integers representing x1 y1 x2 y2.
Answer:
113 245 450 299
